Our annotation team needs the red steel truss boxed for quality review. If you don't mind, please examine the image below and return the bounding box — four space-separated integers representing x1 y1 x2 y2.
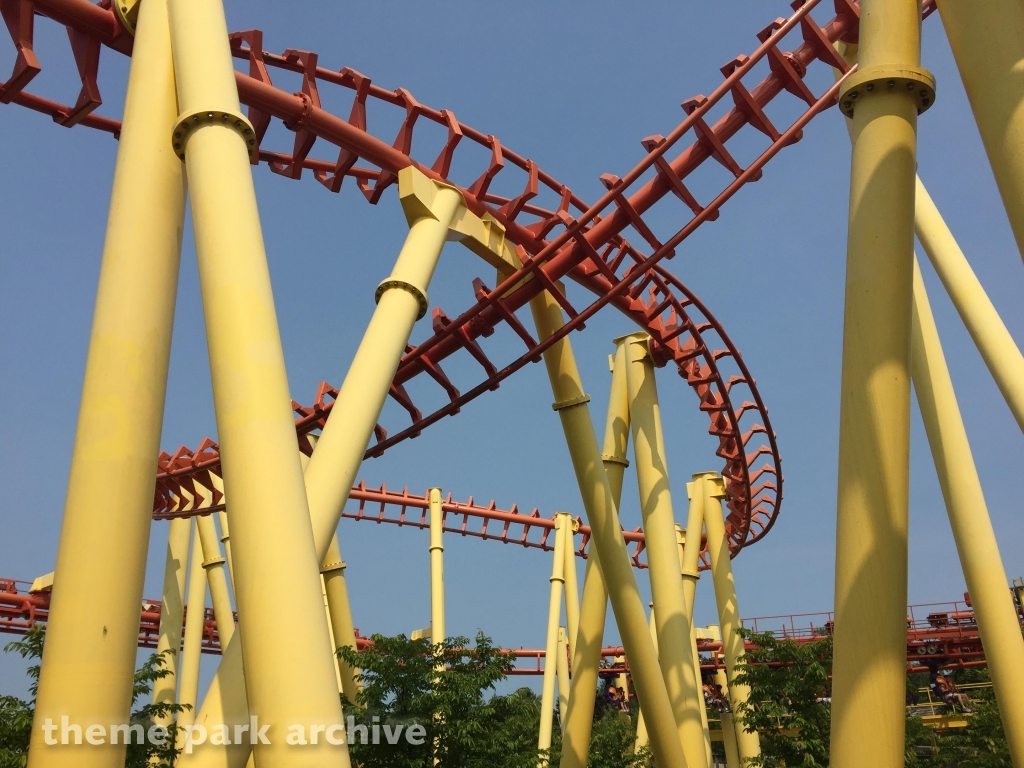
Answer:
158 482 661 570
1 578 1007 676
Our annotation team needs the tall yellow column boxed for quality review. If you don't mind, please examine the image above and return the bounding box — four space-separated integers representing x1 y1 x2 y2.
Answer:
831 2 930 764
677 525 711 763
177 168 460 768
151 517 193 726
177 523 209 737
936 0 1024 260
217 511 234 582
556 626 571 728
196 514 234 649
634 606 660 754
428 488 446 645
915 179 1024 432
167 0 347 762
26 0 185 764
911 259 1024 765
538 514 568 763
709 640 741 768
531 291 686 768
562 521 581 666
703 476 760 763
322 535 361 705
560 551 608 768
302 167 462 556
621 332 707 768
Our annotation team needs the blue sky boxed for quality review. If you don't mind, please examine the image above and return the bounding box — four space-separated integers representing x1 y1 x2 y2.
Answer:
2 2 1022 698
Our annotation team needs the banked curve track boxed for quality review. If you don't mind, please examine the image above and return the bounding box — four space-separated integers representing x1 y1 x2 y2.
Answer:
2 0 926 558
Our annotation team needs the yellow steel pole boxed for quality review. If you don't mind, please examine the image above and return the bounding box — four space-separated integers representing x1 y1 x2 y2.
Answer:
217 511 234 582
831 2 931 764
677 525 712 763
911 259 1024 764
429 488 446 646
530 291 686 768
196 514 234 649
914 178 1024 432
322 535 361 705
560 551 608 768
319 575 344 694
556 626 571 727
703 476 760 763
176 167 458 768
562 520 581 666
634 606 659 754
710 641 741 768
167 0 349 762
935 0 1024 260
151 517 193 725
177 522 208 738
621 332 707 768
302 167 462 557
26 0 185 764
538 514 568 763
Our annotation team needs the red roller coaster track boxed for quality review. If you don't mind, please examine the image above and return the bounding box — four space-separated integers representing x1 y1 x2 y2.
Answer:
1 576 1008 676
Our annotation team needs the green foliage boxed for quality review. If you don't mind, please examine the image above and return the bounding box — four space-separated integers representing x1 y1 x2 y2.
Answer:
0 628 44 768
583 708 651 768
339 632 541 768
339 632 651 768
732 628 833 768
0 626 188 768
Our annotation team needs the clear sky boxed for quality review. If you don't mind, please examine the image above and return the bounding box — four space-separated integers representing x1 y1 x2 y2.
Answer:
2 2 1022 699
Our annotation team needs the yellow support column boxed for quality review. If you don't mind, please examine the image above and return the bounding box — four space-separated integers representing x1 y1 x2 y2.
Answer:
26 0 185 764
703 476 760 763
530 291 686 768
831 1 931 764
217 511 234 582
677 525 711 763
562 520 581 666
177 522 209 738
709 639 741 768
166 0 348 762
634 606 659 754
622 332 707 768
538 514 568 763
683 476 714 765
151 517 193 726
428 488 446 646
915 178 1024 432
177 167 461 768
322 535 361 705
302 167 462 555
196 514 234 649
936 0 1024 260
556 626 571 728
911 259 1024 765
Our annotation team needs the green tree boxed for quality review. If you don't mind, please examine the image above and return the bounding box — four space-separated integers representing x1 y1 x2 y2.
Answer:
338 632 541 768
0 626 187 768
731 628 833 768
338 632 651 768
0 627 41 768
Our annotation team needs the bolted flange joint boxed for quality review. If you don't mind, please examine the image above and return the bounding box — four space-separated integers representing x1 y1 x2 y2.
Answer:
172 109 258 161
375 279 428 320
114 0 141 35
838 64 936 119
